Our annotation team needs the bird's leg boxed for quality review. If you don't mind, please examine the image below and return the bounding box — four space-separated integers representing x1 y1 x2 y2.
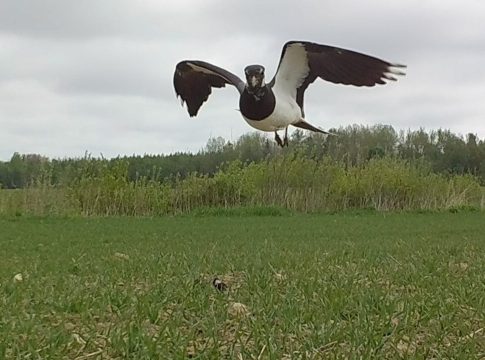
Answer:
274 131 284 147
283 127 289 147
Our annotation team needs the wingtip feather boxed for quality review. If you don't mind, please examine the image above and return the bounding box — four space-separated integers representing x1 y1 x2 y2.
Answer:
383 64 406 82
389 63 407 76
383 73 398 81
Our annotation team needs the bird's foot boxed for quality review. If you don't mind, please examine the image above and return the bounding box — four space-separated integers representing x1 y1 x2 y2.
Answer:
275 132 284 147
283 127 289 147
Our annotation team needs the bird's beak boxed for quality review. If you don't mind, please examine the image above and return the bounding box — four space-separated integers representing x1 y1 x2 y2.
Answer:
249 75 259 88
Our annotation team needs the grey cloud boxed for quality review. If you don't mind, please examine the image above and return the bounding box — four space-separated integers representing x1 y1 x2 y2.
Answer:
0 0 219 40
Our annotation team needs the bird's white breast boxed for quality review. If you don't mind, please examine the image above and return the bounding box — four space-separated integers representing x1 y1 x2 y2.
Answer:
242 89 302 132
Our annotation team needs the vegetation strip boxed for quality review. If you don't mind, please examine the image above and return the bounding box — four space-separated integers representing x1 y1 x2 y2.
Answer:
1 213 484 358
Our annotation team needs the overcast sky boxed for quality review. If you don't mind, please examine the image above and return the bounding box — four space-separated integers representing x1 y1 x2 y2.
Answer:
1 0 484 160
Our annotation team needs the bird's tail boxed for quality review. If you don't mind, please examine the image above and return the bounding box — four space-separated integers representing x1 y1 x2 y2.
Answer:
292 119 335 135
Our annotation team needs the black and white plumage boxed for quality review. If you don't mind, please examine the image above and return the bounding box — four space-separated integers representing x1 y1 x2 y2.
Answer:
174 41 406 147
212 278 227 292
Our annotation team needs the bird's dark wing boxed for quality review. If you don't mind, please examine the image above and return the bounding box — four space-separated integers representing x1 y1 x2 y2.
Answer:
174 60 245 117
269 41 406 115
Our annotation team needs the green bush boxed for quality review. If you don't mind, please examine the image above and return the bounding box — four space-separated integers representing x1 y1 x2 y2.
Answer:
1 155 483 216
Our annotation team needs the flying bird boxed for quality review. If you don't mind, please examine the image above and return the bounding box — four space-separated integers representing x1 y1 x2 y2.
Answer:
173 41 405 147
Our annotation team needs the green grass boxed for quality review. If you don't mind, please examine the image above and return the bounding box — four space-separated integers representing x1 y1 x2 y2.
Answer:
1 213 484 359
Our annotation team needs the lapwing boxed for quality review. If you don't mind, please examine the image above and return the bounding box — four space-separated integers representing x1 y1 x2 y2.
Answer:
174 41 405 147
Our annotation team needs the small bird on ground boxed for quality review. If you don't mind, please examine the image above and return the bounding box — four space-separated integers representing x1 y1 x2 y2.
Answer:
212 277 227 292
174 40 406 147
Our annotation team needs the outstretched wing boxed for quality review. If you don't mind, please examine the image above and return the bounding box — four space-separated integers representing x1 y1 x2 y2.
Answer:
174 60 245 117
269 41 406 115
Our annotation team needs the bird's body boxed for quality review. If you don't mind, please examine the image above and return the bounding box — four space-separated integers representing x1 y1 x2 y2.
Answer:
174 41 405 146
241 87 300 132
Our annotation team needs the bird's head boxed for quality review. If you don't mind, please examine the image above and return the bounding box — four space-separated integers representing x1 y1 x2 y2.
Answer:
244 65 265 93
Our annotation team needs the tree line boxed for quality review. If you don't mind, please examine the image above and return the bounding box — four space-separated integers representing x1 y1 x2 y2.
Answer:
1 124 485 189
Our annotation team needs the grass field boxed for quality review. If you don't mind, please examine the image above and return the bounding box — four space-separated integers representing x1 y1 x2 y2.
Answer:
1 212 484 359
